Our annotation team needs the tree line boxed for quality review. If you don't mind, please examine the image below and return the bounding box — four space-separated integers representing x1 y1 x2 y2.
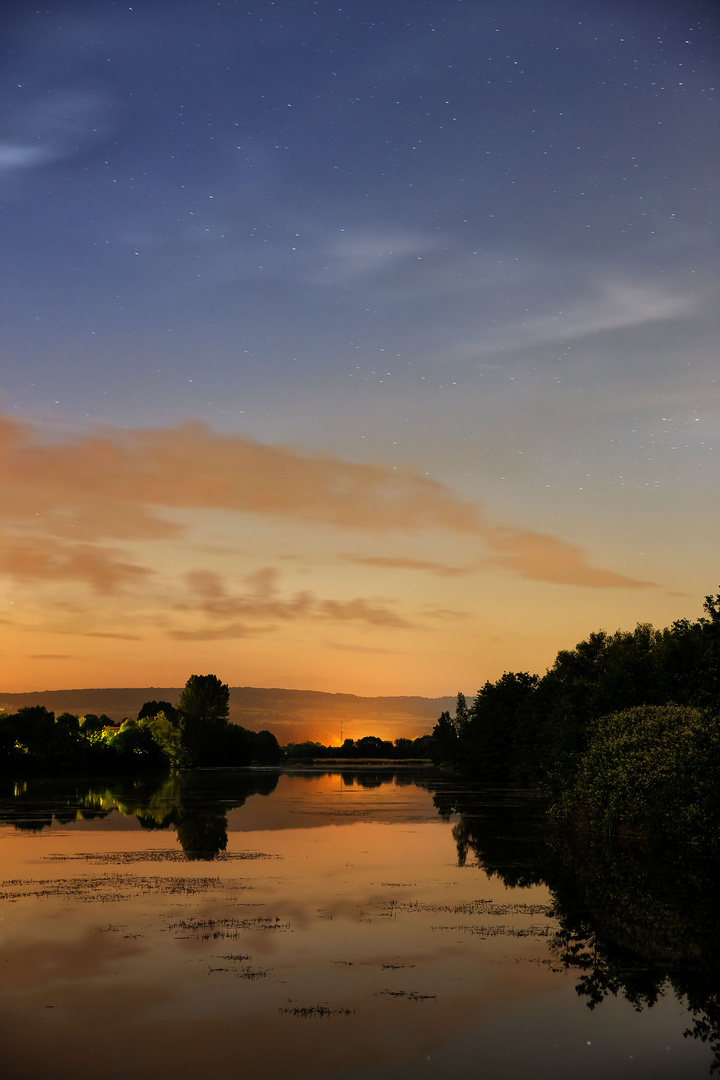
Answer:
283 734 433 761
0 674 280 775
429 590 720 843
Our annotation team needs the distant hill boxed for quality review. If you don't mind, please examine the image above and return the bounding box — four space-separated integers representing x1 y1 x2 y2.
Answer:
0 686 455 745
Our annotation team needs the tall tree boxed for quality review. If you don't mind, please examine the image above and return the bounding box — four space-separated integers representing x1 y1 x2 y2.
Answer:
178 675 229 724
178 674 230 767
455 691 470 735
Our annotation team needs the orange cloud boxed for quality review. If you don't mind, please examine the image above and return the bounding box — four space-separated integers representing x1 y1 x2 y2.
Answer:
423 607 472 621
168 623 253 641
324 641 399 655
184 568 313 621
0 415 480 536
339 553 469 576
182 567 412 632
0 534 151 593
78 631 143 640
316 598 411 627
0 413 656 592
481 525 656 589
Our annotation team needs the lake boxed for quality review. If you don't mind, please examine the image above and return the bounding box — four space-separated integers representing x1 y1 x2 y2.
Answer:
0 770 716 1079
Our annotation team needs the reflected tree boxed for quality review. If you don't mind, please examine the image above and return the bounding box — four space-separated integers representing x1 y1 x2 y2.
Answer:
0 771 278 862
439 783 720 1073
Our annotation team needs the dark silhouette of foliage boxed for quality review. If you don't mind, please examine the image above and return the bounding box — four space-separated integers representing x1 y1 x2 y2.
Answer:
177 674 231 767
442 589 720 825
107 719 168 770
553 704 720 841
249 729 281 764
429 710 458 765
178 674 229 724
282 733 431 761
138 700 178 723
0 673 281 777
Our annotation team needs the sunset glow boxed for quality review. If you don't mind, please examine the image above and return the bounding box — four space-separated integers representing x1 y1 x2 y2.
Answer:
1 2 717 707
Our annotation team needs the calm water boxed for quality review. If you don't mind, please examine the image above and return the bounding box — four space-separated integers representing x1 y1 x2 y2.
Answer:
0 770 716 1080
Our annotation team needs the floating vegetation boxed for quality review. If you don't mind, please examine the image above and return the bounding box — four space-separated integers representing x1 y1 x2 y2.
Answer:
44 850 282 864
332 959 416 970
374 990 436 1001
280 1004 355 1018
208 963 268 979
0 874 228 903
377 898 553 918
167 915 291 941
430 923 554 938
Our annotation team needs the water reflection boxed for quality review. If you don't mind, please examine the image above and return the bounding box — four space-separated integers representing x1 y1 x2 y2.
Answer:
1 772 719 1076
0 769 435 854
0 771 279 859
443 785 720 1073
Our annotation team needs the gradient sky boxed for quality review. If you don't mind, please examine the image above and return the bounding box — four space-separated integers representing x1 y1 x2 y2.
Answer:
1 0 718 698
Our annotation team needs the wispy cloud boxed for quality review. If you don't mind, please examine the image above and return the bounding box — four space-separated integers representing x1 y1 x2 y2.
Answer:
423 607 472 621
317 598 410 627
340 554 469 577
0 91 112 176
181 567 413 634
0 535 151 594
324 641 399 655
0 143 57 173
480 523 655 589
341 533 654 591
452 280 700 360
307 228 440 286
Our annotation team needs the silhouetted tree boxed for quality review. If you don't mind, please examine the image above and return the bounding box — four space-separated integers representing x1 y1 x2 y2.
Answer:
178 674 230 766
430 711 458 765
138 700 178 723
250 729 281 764
455 691 470 735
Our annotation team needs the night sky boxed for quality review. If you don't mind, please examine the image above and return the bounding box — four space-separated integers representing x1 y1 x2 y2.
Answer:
1 0 718 700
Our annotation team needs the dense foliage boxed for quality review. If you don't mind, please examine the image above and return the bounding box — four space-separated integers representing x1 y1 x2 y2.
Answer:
430 590 720 842
554 704 720 841
0 674 280 776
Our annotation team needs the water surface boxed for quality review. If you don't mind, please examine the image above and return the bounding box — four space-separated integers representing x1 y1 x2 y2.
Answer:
0 771 714 1079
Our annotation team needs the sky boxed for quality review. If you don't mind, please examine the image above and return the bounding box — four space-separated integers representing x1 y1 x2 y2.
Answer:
0 0 718 699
